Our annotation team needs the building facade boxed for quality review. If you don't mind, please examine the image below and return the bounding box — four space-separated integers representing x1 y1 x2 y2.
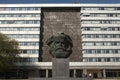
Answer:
0 4 120 79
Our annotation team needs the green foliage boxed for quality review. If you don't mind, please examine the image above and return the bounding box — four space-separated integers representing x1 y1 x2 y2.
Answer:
0 33 19 72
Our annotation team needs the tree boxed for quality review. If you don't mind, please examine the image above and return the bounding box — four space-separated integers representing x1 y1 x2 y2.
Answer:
0 33 19 72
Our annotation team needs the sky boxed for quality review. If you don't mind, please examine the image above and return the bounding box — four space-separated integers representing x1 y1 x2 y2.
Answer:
0 0 120 4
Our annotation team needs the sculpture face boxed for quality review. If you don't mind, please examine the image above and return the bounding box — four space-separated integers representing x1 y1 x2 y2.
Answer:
46 33 73 58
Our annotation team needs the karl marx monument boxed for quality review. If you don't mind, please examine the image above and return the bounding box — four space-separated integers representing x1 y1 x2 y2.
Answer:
46 32 73 58
46 32 73 80
46 33 89 80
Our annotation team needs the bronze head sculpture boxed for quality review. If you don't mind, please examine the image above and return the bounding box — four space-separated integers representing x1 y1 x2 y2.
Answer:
46 32 73 58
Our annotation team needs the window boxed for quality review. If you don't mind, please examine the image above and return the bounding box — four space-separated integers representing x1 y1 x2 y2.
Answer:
19 42 39 46
83 57 120 62
116 7 120 10
81 27 120 31
7 34 39 39
98 58 101 62
83 49 120 54
116 58 120 62
82 34 120 38
110 58 115 62
18 58 38 62
83 59 87 62
23 50 27 53
0 20 40 24
20 49 39 54
107 58 110 62
82 20 120 24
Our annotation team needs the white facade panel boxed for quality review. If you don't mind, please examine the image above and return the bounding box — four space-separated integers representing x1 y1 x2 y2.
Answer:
15 38 39 42
19 54 39 57
81 11 120 13
81 17 120 20
0 17 41 20
0 24 40 27
83 46 120 49
19 46 39 49
82 38 120 42
16 62 120 69
82 31 120 34
81 24 120 27
83 54 120 58
0 4 120 7
0 11 41 14
0 31 40 34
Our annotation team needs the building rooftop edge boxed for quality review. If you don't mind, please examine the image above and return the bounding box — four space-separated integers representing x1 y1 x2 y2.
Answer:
0 3 120 7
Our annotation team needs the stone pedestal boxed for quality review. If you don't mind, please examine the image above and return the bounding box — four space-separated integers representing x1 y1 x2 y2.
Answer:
52 58 69 80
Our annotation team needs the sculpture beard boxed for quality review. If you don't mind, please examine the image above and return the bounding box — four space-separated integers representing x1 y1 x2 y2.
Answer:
46 33 73 58
49 43 72 58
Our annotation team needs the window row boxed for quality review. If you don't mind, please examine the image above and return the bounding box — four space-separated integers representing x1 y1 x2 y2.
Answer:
0 14 40 17
82 34 120 38
19 49 39 54
81 27 120 31
81 13 120 17
0 20 40 24
83 49 120 54
19 42 39 46
0 69 28 79
0 7 41 11
81 7 120 10
83 57 120 62
0 27 39 31
106 72 120 78
17 58 38 62
82 42 120 46
82 20 120 24
7 34 39 38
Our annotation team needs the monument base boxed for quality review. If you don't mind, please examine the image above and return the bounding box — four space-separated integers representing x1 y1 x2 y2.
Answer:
52 58 69 80
51 58 90 80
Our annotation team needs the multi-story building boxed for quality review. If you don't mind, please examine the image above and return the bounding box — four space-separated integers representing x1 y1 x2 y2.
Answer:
0 4 120 79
